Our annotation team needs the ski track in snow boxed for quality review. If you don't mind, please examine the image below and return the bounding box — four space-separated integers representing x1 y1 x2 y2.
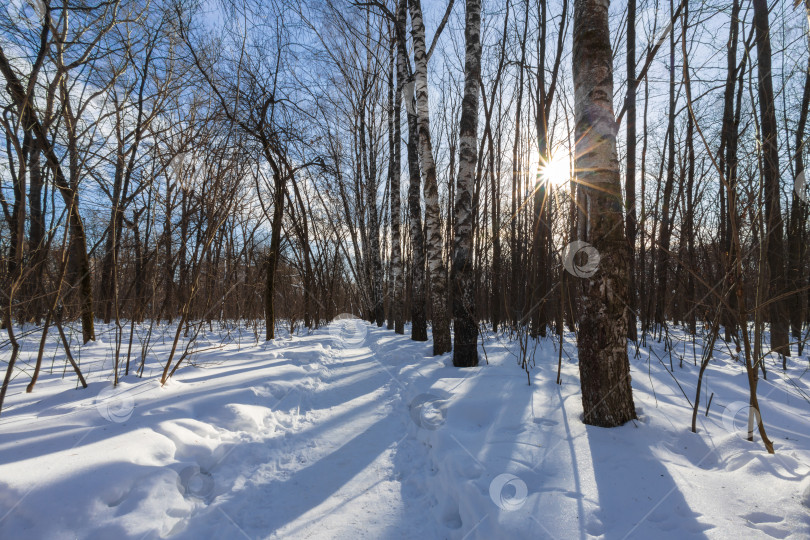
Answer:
0 321 809 539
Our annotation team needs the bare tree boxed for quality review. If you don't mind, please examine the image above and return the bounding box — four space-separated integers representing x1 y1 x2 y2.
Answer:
753 0 790 357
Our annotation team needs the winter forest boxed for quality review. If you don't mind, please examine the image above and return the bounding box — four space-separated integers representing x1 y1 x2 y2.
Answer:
1 0 809 538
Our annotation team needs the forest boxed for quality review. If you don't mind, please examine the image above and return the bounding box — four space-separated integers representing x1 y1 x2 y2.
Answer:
1 0 809 538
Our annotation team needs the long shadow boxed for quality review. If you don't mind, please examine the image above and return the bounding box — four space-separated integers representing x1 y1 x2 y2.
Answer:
0 354 296 420
460 341 565 540
1 329 395 464
510 346 714 540
377 326 537 539
450 374 535 538
317 356 377 369
174 413 399 539
309 365 392 411
0 368 312 463
176 359 295 384
0 460 175 539
585 411 713 539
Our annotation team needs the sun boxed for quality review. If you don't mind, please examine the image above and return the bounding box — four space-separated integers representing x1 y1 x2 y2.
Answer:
537 150 571 187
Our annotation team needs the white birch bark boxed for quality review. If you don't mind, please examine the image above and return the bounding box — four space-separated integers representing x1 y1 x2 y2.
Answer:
451 0 481 367
408 0 451 355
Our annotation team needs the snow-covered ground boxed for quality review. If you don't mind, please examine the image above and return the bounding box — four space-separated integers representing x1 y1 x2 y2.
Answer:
0 319 808 539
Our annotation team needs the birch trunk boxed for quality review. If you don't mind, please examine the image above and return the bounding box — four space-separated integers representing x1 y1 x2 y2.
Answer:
398 0 428 341
451 0 481 367
388 35 405 334
573 0 636 427
409 0 451 355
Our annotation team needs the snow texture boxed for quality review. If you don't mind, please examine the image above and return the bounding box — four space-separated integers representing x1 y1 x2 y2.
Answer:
0 320 808 539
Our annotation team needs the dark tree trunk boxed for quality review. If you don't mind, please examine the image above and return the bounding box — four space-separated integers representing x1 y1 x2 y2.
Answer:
752 0 790 356
625 0 638 341
266 171 286 340
718 0 741 342
654 0 678 331
787 3 810 353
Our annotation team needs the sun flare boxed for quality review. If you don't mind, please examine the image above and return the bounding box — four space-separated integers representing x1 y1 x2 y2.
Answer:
537 151 571 187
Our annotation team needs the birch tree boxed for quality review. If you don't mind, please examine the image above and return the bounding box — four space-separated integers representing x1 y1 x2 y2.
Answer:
573 0 636 427
409 0 451 355
388 28 405 334
451 0 481 367
395 0 428 341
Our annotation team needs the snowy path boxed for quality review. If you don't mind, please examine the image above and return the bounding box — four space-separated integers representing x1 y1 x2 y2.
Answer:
178 324 438 539
1 320 809 539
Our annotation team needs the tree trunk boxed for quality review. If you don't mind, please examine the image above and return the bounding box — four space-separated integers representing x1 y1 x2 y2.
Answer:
397 0 427 341
787 2 810 354
682 1 696 335
0 47 96 342
752 0 790 356
573 0 636 427
26 145 45 324
266 171 286 340
409 0 451 355
718 0 741 342
367 124 384 328
625 0 638 341
510 0 529 328
654 0 678 331
452 0 481 367
532 0 550 339
390 30 405 335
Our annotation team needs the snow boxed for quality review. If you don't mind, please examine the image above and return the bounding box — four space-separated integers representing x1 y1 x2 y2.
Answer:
0 320 808 539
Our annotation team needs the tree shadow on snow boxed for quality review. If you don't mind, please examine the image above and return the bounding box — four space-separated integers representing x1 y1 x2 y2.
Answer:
583 408 714 539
